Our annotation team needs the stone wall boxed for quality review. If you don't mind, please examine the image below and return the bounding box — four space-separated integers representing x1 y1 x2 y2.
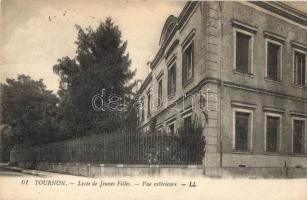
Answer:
17 162 204 177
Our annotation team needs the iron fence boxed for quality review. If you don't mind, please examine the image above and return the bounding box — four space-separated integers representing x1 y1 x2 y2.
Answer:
11 132 205 165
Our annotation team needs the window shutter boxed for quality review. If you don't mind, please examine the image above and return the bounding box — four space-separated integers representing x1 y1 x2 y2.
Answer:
236 32 250 73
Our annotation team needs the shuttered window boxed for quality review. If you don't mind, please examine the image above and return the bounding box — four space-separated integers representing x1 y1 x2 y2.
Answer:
294 51 306 87
147 94 151 117
158 79 162 107
293 120 305 154
267 42 280 81
141 99 145 121
236 32 250 74
168 64 176 97
235 112 250 151
168 123 175 135
266 116 280 152
183 42 194 85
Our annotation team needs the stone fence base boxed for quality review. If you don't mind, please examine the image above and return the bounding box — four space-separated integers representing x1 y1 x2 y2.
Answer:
14 162 307 178
16 162 204 177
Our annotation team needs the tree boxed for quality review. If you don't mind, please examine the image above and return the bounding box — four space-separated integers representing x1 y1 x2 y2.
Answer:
177 115 206 163
0 75 58 145
0 125 13 161
53 17 136 137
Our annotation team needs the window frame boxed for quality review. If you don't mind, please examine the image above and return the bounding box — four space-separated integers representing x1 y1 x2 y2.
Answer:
264 112 282 154
157 78 163 108
292 117 306 155
167 62 176 98
182 112 192 131
147 92 151 117
155 123 164 134
292 48 306 87
141 97 145 122
232 108 254 152
156 128 163 134
182 40 194 86
233 28 254 75
167 121 176 135
265 38 283 82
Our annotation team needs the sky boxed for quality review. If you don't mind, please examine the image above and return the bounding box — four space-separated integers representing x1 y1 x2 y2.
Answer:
0 1 307 93
0 0 185 92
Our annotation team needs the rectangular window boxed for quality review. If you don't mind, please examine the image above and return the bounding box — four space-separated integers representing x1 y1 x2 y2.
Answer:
293 51 306 87
141 99 145 121
156 128 162 134
158 79 162 107
183 115 192 132
168 63 176 97
235 112 250 151
293 119 305 154
236 32 251 74
266 116 280 153
168 123 175 135
266 116 279 152
147 94 151 117
267 42 281 81
182 42 194 85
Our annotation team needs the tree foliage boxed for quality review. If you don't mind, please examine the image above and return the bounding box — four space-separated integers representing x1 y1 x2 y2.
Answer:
0 75 58 145
53 17 136 137
177 115 206 162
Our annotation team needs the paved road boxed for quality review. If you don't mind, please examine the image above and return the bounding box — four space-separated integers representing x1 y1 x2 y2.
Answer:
0 164 84 178
0 168 39 177
0 167 37 177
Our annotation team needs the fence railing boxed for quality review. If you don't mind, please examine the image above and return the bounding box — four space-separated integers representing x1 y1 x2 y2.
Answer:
11 132 205 165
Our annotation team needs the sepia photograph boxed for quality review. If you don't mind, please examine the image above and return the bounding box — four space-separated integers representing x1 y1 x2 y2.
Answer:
0 0 307 199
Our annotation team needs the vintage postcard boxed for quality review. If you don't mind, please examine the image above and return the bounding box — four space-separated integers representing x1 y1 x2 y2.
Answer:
1 1 307 200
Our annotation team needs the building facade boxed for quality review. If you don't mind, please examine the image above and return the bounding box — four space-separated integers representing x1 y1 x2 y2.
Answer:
136 1 307 177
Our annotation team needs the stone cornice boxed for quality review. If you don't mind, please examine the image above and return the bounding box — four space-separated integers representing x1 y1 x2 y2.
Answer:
250 1 307 27
137 72 152 95
137 77 307 128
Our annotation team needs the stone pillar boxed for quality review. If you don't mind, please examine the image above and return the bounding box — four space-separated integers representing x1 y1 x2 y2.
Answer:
201 83 221 177
201 1 223 177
